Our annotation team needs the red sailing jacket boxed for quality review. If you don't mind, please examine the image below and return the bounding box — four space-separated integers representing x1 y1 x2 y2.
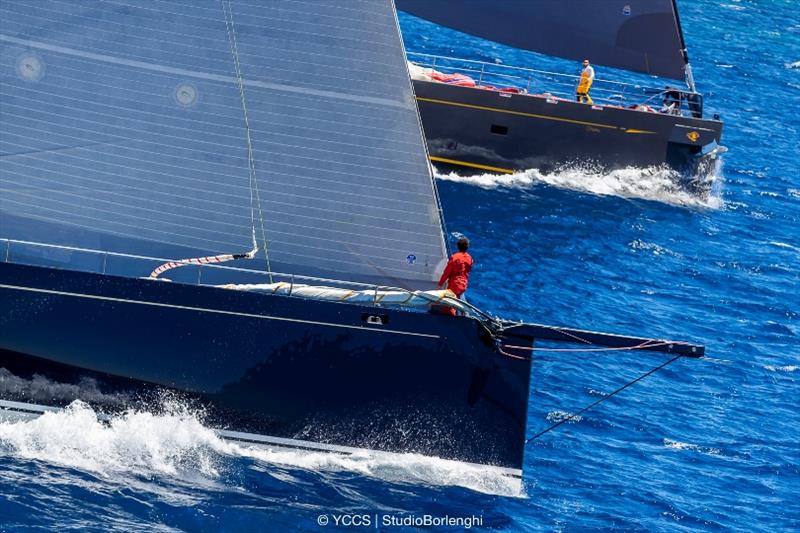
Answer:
438 251 473 296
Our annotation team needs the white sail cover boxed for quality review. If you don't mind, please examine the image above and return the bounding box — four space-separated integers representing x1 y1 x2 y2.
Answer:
0 0 447 288
220 282 468 312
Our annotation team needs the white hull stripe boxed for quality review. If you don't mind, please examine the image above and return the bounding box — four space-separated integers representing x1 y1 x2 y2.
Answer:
0 283 440 339
0 399 522 478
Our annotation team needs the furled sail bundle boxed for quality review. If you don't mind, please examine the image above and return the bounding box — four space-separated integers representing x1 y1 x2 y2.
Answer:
220 282 467 312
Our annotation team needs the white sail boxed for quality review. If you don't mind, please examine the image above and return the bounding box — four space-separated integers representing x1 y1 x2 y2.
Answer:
0 0 448 288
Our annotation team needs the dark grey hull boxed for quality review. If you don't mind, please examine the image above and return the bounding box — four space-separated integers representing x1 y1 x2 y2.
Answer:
413 80 724 182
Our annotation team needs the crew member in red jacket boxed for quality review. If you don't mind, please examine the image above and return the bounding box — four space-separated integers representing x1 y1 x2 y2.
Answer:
438 237 473 314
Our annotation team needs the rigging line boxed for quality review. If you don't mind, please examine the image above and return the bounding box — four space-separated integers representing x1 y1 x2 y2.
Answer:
505 325 596 346
502 340 671 353
525 354 684 444
221 0 272 281
497 340 670 361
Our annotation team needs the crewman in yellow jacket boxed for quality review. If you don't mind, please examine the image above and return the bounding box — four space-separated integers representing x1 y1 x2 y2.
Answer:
576 59 595 104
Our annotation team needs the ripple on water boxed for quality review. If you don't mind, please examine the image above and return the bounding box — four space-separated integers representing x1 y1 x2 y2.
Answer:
628 239 682 257
663 439 722 456
763 365 798 373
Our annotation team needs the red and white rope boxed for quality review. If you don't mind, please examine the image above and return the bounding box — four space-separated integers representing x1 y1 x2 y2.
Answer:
149 247 256 278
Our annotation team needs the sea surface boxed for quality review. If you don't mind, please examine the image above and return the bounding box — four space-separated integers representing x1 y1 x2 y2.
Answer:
1 0 799 531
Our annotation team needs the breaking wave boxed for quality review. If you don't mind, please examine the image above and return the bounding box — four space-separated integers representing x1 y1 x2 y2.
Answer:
434 163 723 208
786 60 800 70
0 401 522 497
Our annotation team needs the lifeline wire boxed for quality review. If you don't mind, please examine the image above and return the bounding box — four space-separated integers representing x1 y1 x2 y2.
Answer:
525 354 683 444
222 0 272 281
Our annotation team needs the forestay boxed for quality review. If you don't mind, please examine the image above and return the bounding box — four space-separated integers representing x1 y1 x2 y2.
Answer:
0 0 448 289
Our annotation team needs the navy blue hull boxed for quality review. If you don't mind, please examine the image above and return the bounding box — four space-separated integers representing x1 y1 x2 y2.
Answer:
0 262 532 470
413 80 724 183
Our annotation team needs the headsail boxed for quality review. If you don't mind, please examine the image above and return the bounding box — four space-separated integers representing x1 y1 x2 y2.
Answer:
396 0 690 81
0 0 448 288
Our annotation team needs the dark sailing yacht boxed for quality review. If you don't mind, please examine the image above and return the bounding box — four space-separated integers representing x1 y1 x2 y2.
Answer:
1 0 702 477
397 0 725 182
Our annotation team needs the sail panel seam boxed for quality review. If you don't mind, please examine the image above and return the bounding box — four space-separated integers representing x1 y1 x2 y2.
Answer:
0 34 410 110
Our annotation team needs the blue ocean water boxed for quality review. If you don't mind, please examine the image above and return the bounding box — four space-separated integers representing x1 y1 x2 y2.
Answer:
1 0 798 531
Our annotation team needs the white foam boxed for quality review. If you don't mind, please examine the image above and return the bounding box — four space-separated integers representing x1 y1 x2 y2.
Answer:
786 60 800 70
0 400 226 478
629 239 682 257
239 447 523 497
764 365 798 373
545 410 582 424
663 438 721 455
434 163 723 208
720 4 746 11
0 401 523 496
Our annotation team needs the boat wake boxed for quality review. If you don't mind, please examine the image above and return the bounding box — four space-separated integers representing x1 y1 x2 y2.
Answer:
434 163 724 208
0 400 523 497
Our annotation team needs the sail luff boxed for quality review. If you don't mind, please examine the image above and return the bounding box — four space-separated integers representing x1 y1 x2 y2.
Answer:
670 0 696 91
390 0 450 260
